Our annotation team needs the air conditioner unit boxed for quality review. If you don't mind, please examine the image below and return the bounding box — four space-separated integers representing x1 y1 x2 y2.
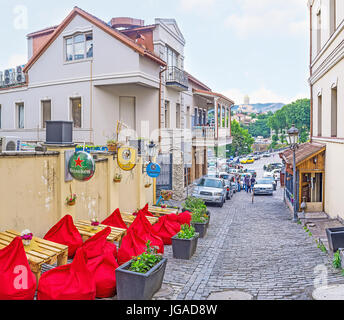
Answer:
4 68 14 86
0 136 22 152
16 65 26 83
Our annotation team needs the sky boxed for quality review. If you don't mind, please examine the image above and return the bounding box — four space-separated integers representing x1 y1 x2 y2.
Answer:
0 0 310 105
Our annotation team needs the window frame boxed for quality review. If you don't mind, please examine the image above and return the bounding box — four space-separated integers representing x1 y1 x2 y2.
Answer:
15 102 24 129
70 97 83 129
41 99 52 129
65 32 93 62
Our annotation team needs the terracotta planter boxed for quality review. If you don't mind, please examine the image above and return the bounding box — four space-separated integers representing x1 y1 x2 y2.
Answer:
144 184 152 188
116 258 167 300
67 200 76 206
107 144 117 153
113 178 122 183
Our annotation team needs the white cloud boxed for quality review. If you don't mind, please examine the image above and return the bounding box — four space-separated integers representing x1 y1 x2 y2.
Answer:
223 87 309 105
224 0 308 38
0 54 27 71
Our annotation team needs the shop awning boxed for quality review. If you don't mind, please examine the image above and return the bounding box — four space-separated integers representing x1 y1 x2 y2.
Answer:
279 142 326 167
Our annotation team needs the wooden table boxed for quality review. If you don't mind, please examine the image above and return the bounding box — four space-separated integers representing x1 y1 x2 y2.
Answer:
148 206 179 217
75 220 127 246
0 230 68 284
121 212 159 227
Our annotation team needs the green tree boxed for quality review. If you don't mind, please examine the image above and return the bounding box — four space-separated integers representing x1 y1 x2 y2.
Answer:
228 120 255 156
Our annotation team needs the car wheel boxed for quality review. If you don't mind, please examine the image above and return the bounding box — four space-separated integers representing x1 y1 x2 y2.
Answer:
219 200 224 208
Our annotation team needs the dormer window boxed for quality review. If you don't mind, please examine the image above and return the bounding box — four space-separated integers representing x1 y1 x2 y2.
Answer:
65 32 93 62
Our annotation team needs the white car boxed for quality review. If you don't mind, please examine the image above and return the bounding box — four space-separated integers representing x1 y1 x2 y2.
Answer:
253 179 274 195
263 171 274 178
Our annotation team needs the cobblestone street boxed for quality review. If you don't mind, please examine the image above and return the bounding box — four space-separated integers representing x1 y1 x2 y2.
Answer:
154 154 344 300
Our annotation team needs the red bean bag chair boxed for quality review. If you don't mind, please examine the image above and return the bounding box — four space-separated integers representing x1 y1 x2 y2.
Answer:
152 215 181 245
117 228 149 265
81 227 119 298
176 211 192 226
117 212 164 265
133 204 154 217
0 237 36 300
37 247 96 300
101 208 127 229
43 215 83 258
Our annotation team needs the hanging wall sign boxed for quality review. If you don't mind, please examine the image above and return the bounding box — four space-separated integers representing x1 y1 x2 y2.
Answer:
68 151 95 181
117 147 137 171
146 162 161 178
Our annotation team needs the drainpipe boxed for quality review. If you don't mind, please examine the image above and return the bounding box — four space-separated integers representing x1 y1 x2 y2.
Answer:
90 60 93 144
158 66 167 147
309 3 313 143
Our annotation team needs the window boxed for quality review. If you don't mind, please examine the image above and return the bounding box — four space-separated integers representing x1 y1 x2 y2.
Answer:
41 100 51 128
70 98 82 128
164 101 170 128
317 95 322 137
65 33 93 62
331 87 337 137
330 0 336 35
165 46 178 68
176 103 180 129
16 103 24 129
0 105 1 129
186 106 191 129
317 11 322 54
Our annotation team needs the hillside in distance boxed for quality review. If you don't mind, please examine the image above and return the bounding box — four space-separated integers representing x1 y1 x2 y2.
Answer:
232 102 285 114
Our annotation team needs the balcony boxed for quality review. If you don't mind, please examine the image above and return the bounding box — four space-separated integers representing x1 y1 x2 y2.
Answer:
165 66 188 91
192 126 216 147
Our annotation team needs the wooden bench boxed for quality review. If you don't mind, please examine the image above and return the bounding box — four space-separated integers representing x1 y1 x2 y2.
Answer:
121 212 159 227
75 220 127 247
0 230 68 284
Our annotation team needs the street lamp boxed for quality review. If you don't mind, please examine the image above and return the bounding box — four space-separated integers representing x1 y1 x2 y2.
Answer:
287 124 299 223
148 140 156 162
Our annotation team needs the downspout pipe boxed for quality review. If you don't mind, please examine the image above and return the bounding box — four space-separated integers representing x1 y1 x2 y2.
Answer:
309 2 313 142
158 66 167 146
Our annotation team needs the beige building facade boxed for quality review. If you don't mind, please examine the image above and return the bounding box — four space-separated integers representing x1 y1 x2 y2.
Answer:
308 0 344 220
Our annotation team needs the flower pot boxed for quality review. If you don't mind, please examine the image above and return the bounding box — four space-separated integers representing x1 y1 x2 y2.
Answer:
172 234 199 260
113 178 122 183
191 222 208 238
67 200 75 206
115 258 167 300
326 227 344 252
107 144 117 153
144 184 152 189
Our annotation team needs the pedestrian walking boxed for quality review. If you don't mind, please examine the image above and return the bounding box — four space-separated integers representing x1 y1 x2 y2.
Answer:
244 175 250 193
250 176 256 193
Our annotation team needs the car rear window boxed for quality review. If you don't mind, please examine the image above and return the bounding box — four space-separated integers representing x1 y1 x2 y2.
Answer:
198 179 223 188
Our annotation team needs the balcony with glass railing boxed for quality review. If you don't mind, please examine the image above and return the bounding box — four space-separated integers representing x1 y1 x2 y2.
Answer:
165 66 188 91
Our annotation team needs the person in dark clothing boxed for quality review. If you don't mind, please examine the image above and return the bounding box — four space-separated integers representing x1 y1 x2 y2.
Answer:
244 175 250 192
249 176 256 193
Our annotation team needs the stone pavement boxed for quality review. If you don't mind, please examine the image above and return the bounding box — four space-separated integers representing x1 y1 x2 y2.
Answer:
154 158 344 300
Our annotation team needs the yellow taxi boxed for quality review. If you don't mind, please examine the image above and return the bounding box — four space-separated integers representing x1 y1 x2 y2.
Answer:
240 158 248 164
246 157 255 164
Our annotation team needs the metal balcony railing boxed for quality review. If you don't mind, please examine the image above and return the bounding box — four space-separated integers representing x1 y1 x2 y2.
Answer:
192 126 216 139
165 66 188 89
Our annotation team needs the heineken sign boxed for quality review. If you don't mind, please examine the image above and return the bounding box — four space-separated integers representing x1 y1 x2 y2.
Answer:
68 151 95 181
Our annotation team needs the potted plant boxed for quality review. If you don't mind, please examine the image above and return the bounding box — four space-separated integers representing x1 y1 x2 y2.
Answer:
116 241 167 300
66 194 77 206
182 197 210 222
113 173 122 183
172 224 199 260
144 182 152 188
326 227 344 252
21 229 33 246
90 217 100 231
161 190 173 201
107 140 118 153
191 208 209 238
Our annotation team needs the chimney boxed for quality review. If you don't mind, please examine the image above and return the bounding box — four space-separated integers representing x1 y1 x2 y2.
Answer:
110 17 144 29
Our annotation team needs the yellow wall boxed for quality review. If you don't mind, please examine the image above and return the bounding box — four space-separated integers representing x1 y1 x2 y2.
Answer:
0 146 154 238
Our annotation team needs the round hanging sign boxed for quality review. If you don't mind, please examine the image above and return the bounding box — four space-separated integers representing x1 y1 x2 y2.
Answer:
117 147 137 171
68 151 95 181
146 162 161 178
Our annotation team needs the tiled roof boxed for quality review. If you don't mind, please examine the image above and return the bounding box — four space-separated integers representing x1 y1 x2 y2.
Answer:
185 72 211 92
279 142 326 166
24 7 166 73
193 89 235 105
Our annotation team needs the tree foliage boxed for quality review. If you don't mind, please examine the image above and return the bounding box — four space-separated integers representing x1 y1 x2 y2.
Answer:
228 120 255 156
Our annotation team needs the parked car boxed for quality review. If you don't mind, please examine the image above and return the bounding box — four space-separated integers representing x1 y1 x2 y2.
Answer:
253 179 274 195
192 177 227 207
272 169 281 181
253 155 261 160
261 176 277 190
218 172 235 200
247 169 257 178
262 153 271 158
240 158 248 164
